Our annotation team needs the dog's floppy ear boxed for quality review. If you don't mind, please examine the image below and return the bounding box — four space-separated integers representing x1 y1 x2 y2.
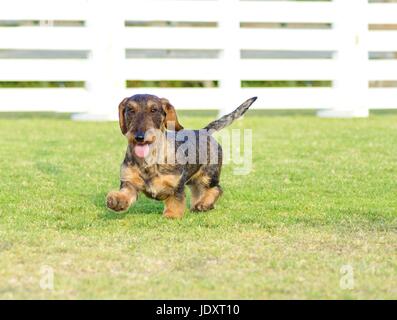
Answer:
160 98 184 131
118 97 129 135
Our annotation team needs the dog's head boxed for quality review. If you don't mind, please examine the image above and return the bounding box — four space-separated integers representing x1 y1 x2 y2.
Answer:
118 94 183 158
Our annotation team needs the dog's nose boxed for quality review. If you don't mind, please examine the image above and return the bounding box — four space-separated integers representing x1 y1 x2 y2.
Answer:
135 131 145 142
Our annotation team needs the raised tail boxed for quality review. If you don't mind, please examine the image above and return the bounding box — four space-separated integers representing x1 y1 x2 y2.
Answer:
204 97 257 132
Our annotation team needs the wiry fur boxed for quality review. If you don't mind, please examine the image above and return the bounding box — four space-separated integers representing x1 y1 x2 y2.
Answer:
204 97 257 132
106 94 257 218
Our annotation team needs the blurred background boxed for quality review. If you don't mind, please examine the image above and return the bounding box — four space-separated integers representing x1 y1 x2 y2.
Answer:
0 0 396 119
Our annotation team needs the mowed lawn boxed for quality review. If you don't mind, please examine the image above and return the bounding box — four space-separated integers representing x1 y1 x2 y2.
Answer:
0 111 396 299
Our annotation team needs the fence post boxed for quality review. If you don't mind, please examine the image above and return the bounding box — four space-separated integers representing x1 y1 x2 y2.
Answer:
317 0 369 118
72 0 124 121
218 0 241 116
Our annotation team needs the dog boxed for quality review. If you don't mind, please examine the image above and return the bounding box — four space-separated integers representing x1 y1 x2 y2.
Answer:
106 94 257 218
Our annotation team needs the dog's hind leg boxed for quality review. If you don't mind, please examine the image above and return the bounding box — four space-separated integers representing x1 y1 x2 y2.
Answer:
188 165 223 212
190 185 223 212
188 183 203 210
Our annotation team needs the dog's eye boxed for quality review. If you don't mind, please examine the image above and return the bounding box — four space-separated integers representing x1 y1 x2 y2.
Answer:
151 108 157 113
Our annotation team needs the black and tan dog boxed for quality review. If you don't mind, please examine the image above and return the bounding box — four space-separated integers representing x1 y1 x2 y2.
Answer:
106 94 257 218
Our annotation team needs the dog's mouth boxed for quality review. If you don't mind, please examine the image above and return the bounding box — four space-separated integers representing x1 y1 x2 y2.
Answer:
133 141 155 158
133 142 149 158
127 130 158 159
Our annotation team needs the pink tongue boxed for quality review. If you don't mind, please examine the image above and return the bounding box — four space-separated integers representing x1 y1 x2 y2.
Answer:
134 144 150 158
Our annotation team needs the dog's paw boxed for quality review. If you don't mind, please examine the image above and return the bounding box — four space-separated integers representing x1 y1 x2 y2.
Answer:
106 191 132 212
163 209 184 219
191 202 214 212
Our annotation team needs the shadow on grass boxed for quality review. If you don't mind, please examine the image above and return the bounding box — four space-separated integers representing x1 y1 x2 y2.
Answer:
94 190 195 220
93 192 164 220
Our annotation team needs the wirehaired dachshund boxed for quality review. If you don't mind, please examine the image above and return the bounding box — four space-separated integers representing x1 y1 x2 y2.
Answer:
106 94 257 218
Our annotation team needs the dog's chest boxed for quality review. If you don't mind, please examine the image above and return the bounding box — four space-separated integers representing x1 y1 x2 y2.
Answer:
141 168 180 200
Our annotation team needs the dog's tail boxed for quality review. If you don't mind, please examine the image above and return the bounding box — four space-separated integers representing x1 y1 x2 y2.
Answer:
203 97 257 133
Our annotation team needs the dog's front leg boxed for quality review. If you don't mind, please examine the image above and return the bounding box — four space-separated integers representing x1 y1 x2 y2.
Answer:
163 169 187 219
106 165 143 212
106 181 138 213
163 192 186 219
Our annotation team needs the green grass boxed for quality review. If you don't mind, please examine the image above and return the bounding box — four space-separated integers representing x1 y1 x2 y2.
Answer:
0 112 396 299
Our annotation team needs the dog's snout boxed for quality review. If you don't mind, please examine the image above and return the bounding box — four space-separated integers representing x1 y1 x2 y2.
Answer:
135 131 145 142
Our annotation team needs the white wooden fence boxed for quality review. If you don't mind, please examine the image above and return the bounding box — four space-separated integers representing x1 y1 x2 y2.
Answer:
0 0 396 118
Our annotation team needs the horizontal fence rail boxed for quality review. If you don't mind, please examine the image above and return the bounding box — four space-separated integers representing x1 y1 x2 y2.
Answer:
0 0 396 117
